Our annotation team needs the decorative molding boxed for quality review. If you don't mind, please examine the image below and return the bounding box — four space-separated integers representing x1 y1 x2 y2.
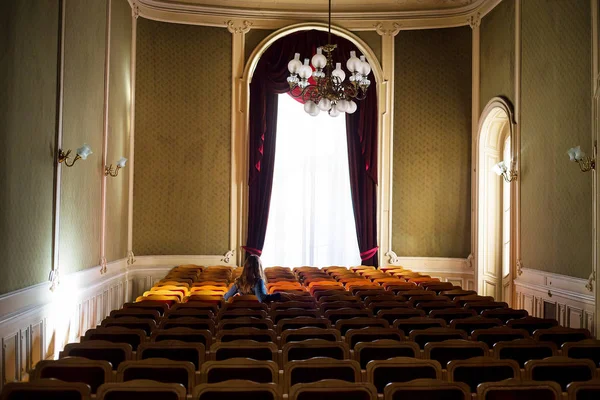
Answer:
514 268 595 335
48 270 60 293
221 250 235 264
127 250 136 266
385 250 401 264
226 19 253 34
586 270 595 292
466 253 474 269
516 259 524 276
132 0 140 19
468 12 481 29
374 22 401 37
99 257 108 274
133 254 237 267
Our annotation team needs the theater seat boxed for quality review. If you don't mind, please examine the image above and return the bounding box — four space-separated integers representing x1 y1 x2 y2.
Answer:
60 340 133 370
354 340 421 369
193 380 280 400
199 358 279 384
117 359 195 394
284 358 362 393
0 379 91 400
96 380 186 400
31 357 112 393
383 379 470 400
525 356 596 391
366 357 442 393
448 357 520 392
290 379 377 400
477 379 562 400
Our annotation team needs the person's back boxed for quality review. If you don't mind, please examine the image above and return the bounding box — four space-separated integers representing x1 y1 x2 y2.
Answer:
223 255 282 303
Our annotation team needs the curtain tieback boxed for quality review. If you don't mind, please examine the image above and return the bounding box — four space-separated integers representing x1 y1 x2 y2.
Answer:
360 246 378 261
242 246 262 256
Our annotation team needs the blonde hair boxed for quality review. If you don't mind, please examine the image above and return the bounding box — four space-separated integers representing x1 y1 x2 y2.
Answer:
236 255 266 294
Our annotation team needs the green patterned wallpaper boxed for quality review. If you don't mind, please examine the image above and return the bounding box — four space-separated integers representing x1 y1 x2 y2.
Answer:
59 0 107 275
392 27 472 258
480 0 515 113
134 19 232 255
106 0 132 262
0 0 59 294
521 0 592 279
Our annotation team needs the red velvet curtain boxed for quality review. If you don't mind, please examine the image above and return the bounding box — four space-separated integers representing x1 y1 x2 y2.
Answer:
245 30 379 265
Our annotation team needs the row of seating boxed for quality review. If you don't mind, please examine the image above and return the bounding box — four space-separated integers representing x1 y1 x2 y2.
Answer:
2 264 599 400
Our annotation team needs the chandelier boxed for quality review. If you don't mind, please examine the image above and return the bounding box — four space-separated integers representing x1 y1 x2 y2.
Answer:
286 0 371 117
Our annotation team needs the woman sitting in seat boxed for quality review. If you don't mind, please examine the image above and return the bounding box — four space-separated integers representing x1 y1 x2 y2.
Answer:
224 255 289 303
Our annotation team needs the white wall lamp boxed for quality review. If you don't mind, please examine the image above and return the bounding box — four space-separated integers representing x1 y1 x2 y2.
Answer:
492 160 518 183
567 145 595 172
57 144 93 167
104 157 127 177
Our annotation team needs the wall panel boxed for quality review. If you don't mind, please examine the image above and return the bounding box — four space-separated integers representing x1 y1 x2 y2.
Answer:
59 0 107 274
521 0 592 279
134 19 232 255
0 0 59 294
392 27 472 258
105 0 132 262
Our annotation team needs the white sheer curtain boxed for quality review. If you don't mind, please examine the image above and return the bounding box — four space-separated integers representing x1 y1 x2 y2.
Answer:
261 94 361 267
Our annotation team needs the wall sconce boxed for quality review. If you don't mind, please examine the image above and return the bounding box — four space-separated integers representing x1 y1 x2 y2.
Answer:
492 160 517 183
105 157 127 177
567 145 595 172
57 144 93 167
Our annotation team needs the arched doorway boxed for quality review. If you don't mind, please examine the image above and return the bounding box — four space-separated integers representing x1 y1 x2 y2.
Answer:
476 98 516 303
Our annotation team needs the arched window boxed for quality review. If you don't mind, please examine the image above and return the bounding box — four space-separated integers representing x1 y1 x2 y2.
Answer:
261 94 361 267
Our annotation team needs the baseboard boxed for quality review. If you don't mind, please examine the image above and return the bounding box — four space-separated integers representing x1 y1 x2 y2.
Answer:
385 251 475 290
514 268 596 336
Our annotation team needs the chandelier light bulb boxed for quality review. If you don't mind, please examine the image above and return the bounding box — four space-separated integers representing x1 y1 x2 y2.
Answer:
288 53 302 74
347 100 357 114
298 59 312 79
359 55 371 76
346 51 361 73
337 99 349 112
317 98 332 111
304 100 319 115
332 62 346 82
329 104 341 117
311 47 327 69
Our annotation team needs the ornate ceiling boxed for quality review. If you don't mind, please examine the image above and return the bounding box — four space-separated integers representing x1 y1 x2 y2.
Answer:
149 0 478 14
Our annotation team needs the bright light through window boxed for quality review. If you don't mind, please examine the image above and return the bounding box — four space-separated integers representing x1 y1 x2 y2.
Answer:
261 94 361 267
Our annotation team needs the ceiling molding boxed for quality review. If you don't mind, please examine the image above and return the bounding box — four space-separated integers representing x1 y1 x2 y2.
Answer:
134 0 502 30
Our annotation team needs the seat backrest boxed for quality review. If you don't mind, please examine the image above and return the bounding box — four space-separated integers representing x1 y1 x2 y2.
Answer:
199 358 279 384
216 327 277 343
383 379 470 400
271 301 318 311
449 316 503 334
335 317 389 335
507 317 559 335
524 356 596 391
423 339 489 369
379 309 426 325
477 379 562 400
428 309 477 325
566 379 600 400
533 327 592 348
217 309 268 320
137 341 205 370
151 327 212 347
481 308 529 323
409 327 468 349
0 379 91 400
354 340 420 369
277 317 332 334
280 327 341 344
210 340 278 363
345 327 405 348
216 317 274 331
193 380 280 400
471 327 530 348
283 339 350 363
290 379 378 400
165 309 215 320
160 317 216 333
110 309 161 322
271 309 321 323
367 301 410 315
31 357 112 393
117 359 195 394
448 357 520 392
101 317 157 336
366 357 442 393
122 301 169 316
83 327 147 351
96 380 186 400
325 308 373 323
285 358 361 392
393 317 446 336
464 301 508 314
170 302 218 314
562 339 600 367
60 340 133 370
320 302 365 314
493 339 557 368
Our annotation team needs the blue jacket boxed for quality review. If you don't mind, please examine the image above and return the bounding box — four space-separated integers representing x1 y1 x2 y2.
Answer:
223 278 282 303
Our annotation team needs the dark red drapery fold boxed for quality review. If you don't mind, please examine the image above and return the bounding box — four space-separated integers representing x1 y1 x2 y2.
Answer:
246 30 379 264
